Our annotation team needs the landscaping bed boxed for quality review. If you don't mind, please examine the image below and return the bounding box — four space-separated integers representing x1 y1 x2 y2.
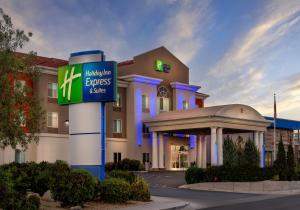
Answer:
0 159 150 210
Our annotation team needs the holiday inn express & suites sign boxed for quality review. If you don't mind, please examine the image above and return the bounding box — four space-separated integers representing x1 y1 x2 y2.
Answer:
58 61 117 105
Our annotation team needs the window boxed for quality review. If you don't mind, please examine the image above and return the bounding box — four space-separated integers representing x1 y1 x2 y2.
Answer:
113 119 122 133
47 112 58 128
48 83 58 98
143 123 150 134
114 92 121 107
143 153 150 164
159 97 169 112
15 149 25 163
19 111 26 127
14 80 26 95
142 95 149 111
113 152 122 163
183 100 189 110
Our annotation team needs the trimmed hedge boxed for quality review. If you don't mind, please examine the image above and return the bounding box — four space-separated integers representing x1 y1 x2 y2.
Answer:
185 166 277 184
101 178 131 203
105 158 145 172
108 170 137 184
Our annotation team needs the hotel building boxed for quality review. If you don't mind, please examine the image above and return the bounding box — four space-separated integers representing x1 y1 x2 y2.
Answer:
1 47 300 170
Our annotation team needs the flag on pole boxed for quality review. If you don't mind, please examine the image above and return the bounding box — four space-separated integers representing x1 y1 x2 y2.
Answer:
273 93 277 162
274 93 277 119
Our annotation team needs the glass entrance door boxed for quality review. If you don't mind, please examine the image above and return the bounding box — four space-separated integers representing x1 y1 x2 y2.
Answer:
171 145 189 170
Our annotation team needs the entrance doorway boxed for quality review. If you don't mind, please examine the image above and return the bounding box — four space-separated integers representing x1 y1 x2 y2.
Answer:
170 145 189 170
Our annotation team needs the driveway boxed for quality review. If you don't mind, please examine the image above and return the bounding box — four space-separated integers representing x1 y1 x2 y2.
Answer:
136 171 283 209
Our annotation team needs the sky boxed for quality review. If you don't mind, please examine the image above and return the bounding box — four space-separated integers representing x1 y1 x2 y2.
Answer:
1 0 300 120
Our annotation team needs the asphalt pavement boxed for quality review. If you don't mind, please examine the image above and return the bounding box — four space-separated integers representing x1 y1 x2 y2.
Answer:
137 171 296 210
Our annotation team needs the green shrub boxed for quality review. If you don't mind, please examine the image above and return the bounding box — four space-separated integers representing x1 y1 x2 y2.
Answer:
121 158 141 171
50 169 96 207
185 165 277 183
23 194 40 210
185 167 206 184
31 169 52 196
101 178 131 203
274 138 287 180
105 162 117 171
108 170 136 184
131 177 150 201
287 142 295 181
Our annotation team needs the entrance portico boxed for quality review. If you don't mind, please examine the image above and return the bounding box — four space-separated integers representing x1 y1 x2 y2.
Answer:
144 104 271 170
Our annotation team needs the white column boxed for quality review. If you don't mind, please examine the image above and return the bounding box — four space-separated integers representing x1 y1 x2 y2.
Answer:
202 136 207 168
196 135 202 167
259 131 264 168
254 131 259 149
158 133 164 169
152 132 158 169
211 127 217 166
217 128 223 166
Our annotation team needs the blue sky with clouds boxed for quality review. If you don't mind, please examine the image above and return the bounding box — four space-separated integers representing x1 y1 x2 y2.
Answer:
1 0 300 120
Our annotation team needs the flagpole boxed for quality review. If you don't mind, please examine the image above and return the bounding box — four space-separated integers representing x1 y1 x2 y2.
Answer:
273 93 276 162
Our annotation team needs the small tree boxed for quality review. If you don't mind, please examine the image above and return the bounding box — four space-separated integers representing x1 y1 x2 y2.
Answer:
0 8 44 149
274 137 287 180
236 136 244 166
287 142 295 180
241 138 259 167
223 135 238 167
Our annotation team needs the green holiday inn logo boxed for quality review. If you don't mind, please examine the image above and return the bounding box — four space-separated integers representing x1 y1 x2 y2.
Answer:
58 64 83 105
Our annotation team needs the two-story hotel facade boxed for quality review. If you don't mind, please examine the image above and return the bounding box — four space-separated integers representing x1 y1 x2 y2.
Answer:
1 46 284 170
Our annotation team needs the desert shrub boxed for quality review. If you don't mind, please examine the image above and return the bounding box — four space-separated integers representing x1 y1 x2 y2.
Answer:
185 167 206 184
131 177 150 201
50 169 96 207
23 194 40 210
101 178 131 203
108 170 136 184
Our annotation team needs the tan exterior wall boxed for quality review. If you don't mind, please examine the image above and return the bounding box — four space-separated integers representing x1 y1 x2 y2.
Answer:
118 47 189 84
35 71 69 134
106 87 127 138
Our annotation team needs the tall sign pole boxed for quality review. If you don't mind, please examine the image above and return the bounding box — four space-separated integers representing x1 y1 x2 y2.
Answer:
58 50 117 181
273 93 277 162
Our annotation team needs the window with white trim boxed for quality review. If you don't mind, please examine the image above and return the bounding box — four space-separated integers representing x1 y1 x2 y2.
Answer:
113 119 122 133
14 80 26 95
48 82 58 98
15 149 25 163
142 95 149 111
47 112 58 128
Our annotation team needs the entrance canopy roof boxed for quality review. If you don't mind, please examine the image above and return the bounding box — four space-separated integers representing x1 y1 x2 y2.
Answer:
144 104 271 133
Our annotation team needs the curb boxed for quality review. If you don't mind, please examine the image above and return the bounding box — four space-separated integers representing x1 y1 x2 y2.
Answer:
161 202 190 210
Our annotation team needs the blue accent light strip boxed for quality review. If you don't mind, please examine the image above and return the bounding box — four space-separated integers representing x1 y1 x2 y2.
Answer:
71 165 100 177
70 50 103 57
100 103 106 181
136 89 142 145
261 145 265 168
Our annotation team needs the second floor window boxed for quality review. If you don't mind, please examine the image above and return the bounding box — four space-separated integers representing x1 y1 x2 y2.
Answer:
113 119 122 133
183 100 189 110
47 112 58 128
48 83 58 98
159 97 170 112
114 92 121 107
14 80 26 95
142 95 149 111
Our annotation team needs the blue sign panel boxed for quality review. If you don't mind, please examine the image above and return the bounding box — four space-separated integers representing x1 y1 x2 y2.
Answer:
82 61 117 102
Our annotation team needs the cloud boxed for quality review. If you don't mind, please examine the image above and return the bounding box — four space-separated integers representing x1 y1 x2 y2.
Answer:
204 0 300 120
209 0 300 76
0 0 129 60
158 0 212 64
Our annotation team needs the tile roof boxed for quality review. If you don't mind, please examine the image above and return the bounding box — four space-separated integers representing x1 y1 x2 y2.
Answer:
14 52 68 68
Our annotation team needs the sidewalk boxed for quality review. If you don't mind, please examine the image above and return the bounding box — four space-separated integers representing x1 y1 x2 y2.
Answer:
120 196 190 210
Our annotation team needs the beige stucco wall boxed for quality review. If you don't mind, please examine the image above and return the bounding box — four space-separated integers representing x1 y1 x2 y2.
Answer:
106 138 128 162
